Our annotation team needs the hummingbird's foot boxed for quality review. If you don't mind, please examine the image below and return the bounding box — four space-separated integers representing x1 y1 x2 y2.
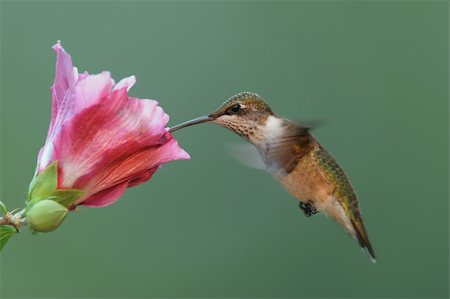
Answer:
299 202 318 217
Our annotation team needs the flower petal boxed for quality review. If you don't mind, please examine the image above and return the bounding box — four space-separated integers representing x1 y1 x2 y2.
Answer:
80 181 129 208
113 76 136 92
39 42 77 171
81 136 189 197
50 41 77 122
77 137 188 207
71 71 114 115
53 85 188 203
79 166 162 207
39 71 114 171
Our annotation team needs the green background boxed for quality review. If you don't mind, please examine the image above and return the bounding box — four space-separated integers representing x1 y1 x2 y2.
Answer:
0 1 448 298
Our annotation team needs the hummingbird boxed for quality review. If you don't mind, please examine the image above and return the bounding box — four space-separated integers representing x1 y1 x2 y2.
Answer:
169 92 376 262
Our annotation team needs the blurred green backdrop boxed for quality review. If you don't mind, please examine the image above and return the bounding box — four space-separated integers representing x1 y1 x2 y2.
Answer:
0 1 448 298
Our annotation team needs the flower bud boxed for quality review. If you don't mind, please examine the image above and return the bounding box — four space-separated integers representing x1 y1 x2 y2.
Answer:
27 199 68 233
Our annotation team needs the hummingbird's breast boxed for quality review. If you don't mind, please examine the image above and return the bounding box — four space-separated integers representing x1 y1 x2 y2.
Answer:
273 142 360 235
274 143 334 206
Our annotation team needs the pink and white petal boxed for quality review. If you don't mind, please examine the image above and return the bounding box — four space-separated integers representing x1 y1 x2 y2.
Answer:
35 147 47 176
79 136 189 197
71 71 115 115
39 72 115 172
79 181 129 208
55 88 170 188
55 89 128 187
146 136 190 164
78 71 90 81
113 76 136 92
127 167 159 187
80 167 158 207
42 42 77 167
37 142 56 172
129 97 169 138
51 41 76 115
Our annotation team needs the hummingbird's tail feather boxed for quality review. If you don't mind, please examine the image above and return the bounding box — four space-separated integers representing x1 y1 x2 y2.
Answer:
350 218 376 263
322 198 376 263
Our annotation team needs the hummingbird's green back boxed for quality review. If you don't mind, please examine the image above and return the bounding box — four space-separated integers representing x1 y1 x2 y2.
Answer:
312 143 375 260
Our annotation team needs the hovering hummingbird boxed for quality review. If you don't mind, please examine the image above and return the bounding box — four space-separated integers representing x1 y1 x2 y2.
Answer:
169 92 376 262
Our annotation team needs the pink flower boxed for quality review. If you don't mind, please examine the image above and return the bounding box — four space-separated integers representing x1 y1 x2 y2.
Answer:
35 41 189 208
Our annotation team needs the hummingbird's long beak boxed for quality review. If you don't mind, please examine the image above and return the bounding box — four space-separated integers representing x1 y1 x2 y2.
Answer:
168 115 214 132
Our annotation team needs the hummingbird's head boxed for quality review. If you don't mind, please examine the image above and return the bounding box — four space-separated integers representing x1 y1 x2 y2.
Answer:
169 92 274 140
209 92 274 138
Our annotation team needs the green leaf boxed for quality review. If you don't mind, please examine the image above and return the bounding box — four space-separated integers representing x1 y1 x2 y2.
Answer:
25 188 84 215
0 201 7 215
0 225 17 252
51 189 85 208
28 161 58 201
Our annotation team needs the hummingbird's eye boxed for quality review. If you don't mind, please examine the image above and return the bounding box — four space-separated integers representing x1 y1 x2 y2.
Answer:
227 103 241 115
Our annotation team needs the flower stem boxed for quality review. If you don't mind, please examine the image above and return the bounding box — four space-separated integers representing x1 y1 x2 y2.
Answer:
0 209 25 231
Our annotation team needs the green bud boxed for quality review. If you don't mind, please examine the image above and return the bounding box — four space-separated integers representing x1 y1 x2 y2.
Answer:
27 199 68 233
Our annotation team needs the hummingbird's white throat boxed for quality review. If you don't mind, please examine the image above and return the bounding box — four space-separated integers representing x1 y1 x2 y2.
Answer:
264 116 285 140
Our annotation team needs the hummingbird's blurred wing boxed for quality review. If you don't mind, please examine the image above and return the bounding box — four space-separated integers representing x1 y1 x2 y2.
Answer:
295 119 326 130
226 143 266 170
227 124 314 174
265 124 314 174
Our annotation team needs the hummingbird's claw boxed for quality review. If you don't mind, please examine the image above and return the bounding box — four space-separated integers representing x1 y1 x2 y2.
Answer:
299 201 318 217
